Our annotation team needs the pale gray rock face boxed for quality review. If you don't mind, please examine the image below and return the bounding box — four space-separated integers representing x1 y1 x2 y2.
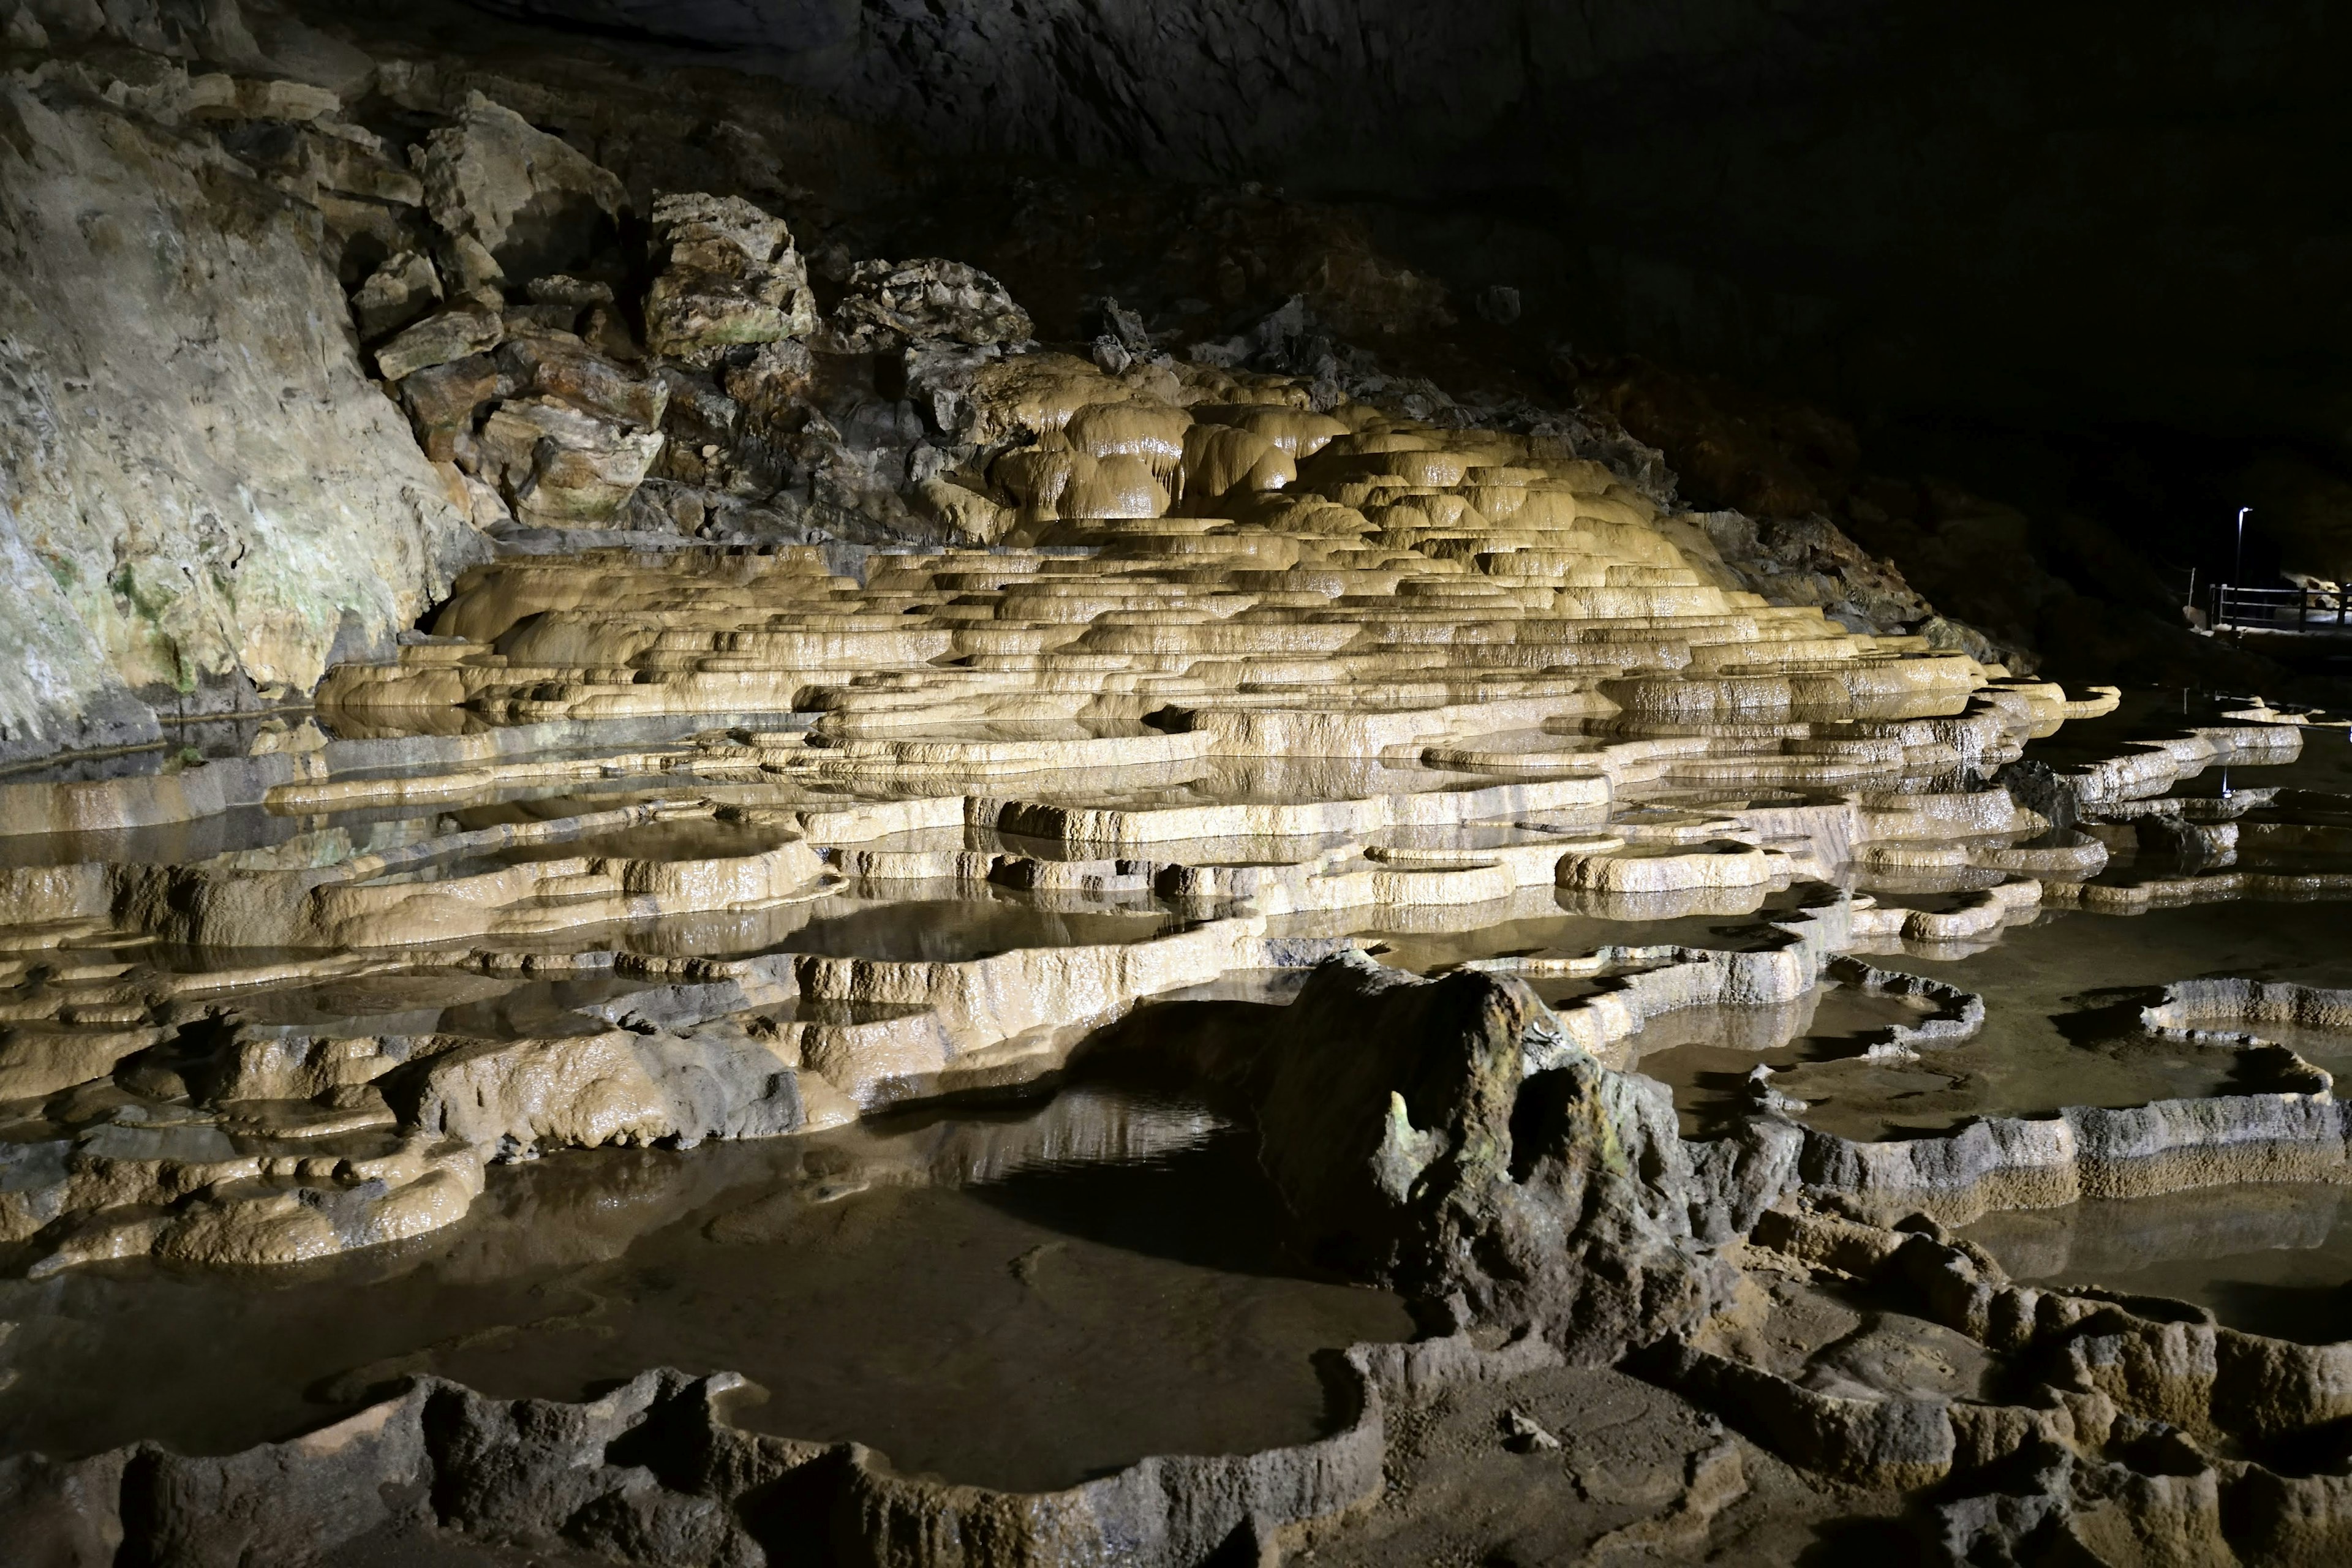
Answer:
0 69 484 763
414 89 627 290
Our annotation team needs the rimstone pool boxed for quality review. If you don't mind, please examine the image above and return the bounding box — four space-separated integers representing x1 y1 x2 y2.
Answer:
5 154 2352 1559
8 519 2351 1561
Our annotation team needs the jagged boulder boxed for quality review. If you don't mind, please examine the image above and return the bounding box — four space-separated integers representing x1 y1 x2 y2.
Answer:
643 191 818 365
374 304 503 381
349 249 443 341
415 91 627 295
473 392 665 526
822 257 1033 352
1245 952 1738 1359
375 310 669 530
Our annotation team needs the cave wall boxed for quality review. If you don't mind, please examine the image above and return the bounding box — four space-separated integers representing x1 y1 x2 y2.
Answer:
475 0 2352 459
0 7 486 764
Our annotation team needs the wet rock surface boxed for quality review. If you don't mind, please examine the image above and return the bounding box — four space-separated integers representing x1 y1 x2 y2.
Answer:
8 5 2352 1566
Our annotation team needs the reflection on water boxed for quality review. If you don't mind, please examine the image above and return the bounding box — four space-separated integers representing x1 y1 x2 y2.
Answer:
1362 894 1810 978
1965 1182 2352 1346
1607 901 2352 1142
1841 905 2352 1140
0 1087 1408 1491
2182 725 2352 798
2184 1019 2352 1069
1623 982 1944 1139
773 896 1174 962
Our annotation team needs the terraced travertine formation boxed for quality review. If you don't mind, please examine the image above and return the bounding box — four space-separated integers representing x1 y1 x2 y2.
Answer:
0 339 2119 1268
15 344 2352 1559
13 265 2352 1560
11 20 2352 1560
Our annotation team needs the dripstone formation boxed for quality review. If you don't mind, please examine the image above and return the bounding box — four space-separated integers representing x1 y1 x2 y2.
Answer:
6 3 2352 1565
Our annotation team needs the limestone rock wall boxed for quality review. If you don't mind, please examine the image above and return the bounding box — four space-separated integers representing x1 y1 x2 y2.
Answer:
0 31 483 763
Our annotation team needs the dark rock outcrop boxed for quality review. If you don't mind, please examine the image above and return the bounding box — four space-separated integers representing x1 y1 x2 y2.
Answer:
463 0 2352 466
1242 952 1736 1360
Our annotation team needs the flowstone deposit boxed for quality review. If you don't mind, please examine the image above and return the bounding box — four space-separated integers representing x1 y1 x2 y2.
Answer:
10 7 2352 1564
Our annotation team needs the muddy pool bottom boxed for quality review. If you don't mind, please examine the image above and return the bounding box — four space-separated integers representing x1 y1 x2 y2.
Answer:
1965 1182 2352 1347
0 1088 1411 1493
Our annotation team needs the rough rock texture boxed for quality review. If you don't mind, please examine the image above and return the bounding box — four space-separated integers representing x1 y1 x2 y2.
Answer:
2 0 2124 769
644 190 817 364
13 11 2352 1565
0 1361 1389 1566
428 0 2352 682
415 89 627 293
0 61 483 761
1238 952 1736 1360
820 257 1032 353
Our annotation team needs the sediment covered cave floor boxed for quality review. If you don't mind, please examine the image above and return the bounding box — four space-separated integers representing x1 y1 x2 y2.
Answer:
4 419 2350 1566
4 287 2350 1554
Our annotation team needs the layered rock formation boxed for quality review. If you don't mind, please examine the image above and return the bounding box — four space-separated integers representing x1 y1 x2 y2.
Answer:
9 5 2352 1566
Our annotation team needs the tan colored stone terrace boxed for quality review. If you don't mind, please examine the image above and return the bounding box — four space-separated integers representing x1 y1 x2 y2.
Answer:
0 382 2139 1278
323 361 2092 779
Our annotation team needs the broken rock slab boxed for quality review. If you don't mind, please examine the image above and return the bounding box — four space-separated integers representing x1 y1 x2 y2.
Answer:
349 248 443 342
644 190 818 365
478 396 665 526
501 331 670 430
415 91 627 290
374 304 503 382
822 257 1034 352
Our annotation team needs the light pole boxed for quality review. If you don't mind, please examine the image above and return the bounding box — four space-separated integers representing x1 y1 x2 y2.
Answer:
2228 507 2250 631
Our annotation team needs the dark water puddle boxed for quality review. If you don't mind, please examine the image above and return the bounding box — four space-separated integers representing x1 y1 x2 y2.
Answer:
1363 898 1809 978
1795 903 2352 1139
772 896 1175 962
0 1089 1408 1491
1621 982 1947 1139
1612 902 2352 1142
1964 1182 2352 1346
217 974 649 1040
2224 1021 2352 1068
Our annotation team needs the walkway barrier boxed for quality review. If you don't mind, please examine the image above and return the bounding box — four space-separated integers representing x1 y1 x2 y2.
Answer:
2213 582 2350 632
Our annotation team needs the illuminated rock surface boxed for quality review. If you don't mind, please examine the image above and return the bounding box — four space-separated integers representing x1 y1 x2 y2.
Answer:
7 5 2352 1565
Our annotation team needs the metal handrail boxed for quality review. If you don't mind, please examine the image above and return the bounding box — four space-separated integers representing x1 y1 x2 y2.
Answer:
2212 582 2350 631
